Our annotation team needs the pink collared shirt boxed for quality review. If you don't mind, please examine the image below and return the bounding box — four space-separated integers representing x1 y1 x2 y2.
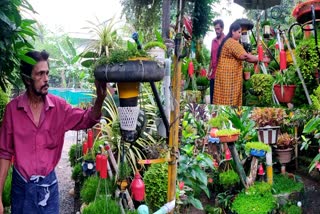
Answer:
0 93 100 180
209 34 225 79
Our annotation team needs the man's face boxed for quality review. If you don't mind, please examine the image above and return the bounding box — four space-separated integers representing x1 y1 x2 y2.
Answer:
30 61 50 96
214 24 223 39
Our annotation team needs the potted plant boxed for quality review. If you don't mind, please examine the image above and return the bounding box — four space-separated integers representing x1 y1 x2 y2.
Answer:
273 65 297 103
245 141 271 157
196 76 209 91
219 169 240 189
243 62 254 80
144 41 167 65
215 129 240 143
274 133 295 164
250 107 287 144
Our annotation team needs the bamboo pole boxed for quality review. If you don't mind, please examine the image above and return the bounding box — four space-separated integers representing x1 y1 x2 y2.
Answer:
167 0 183 211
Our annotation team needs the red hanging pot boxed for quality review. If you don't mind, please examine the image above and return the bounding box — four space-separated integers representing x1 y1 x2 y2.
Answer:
274 84 296 103
188 61 194 77
131 172 145 201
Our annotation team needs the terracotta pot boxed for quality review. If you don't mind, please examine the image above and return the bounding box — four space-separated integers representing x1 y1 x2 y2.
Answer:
243 72 251 80
275 147 293 164
257 125 280 145
274 84 296 103
217 134 239 143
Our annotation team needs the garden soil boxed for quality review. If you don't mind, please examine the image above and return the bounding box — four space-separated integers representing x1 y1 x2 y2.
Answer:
57 132 320 214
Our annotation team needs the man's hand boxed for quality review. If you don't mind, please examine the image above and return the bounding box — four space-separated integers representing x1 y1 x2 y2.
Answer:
95 80 107 102
0 201 4 214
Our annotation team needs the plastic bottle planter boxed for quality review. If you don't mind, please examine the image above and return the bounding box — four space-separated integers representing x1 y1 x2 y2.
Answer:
250 149 266 157
208 136 220 144
82 160 96 176
256 126 280 145
217 134 239 143
275 147 293 164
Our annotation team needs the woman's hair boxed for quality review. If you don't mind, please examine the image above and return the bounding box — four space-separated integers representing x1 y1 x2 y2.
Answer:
20 50 49 88
216 21 242 62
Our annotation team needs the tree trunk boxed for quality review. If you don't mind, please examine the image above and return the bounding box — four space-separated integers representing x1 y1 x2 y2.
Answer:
61 69 67 88
162 0 171 40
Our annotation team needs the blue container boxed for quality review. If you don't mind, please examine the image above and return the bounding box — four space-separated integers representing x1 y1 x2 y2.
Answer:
48 88 93 106
208 136 220 144
250 149 266 157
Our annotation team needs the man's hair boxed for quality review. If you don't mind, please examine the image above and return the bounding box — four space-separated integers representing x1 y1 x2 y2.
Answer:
20 50 49 88
213 19 224 29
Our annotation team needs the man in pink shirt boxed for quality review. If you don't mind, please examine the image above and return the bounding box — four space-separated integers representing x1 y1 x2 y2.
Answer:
0 50 107 213
208 19 225 104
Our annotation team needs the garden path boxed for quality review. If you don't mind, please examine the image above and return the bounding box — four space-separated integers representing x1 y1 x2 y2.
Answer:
56 131 76 214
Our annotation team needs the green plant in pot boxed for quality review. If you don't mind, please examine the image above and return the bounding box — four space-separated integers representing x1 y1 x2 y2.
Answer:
215 129 240 143
243 62 254 80
196 76 209 90
273 65 297 103
219 169 240 189
245 141 271 157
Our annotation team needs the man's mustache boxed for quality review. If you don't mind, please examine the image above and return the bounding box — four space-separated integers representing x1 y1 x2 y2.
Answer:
41 84 49 89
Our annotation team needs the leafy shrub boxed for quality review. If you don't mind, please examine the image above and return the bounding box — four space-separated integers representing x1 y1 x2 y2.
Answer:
2 167 12 207
272 174 304 194
232 192 276 214
80 176 116 204
310 85 320 110
250 74 274 106
82 197 120 214
68 143 82 167
219 169 240 188
232 182 276 214
0 89 9 125
71 163 84 184
144 163 168 212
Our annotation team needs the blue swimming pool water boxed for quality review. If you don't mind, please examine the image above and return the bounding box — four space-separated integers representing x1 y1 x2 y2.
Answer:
48 88 93 106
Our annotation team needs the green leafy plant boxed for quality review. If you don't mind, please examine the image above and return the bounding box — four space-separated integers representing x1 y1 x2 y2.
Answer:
272 174 304 194
143 163 168 212
80 176 116 204
232 183 276 214
117 161 132 181
178 144 214 210
250 74 274 106
2 167 12 207
250 107 287 127
71 163 85 184
208 115 228 129
144 41 166 51
82 197 120 214
310 85 320 110
196 76 210 87
219 169 240 188
245 141 271 153
0 89 9 124
68 143 82 167
215 129 240 136
0 0 37 91
281 204 302 214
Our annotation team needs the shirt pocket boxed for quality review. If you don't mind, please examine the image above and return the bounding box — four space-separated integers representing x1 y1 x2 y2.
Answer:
45 129 59 150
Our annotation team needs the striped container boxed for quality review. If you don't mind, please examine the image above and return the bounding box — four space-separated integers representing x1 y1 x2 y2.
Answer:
257 126 280 145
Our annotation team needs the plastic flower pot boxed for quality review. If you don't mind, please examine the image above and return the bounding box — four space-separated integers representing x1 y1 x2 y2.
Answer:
257 125 280 145
217 134 239 143
250 149 266 157
274 84 296 103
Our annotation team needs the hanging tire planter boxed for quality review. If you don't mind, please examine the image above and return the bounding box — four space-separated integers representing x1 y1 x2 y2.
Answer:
94 59 165 83
292 0 320 24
